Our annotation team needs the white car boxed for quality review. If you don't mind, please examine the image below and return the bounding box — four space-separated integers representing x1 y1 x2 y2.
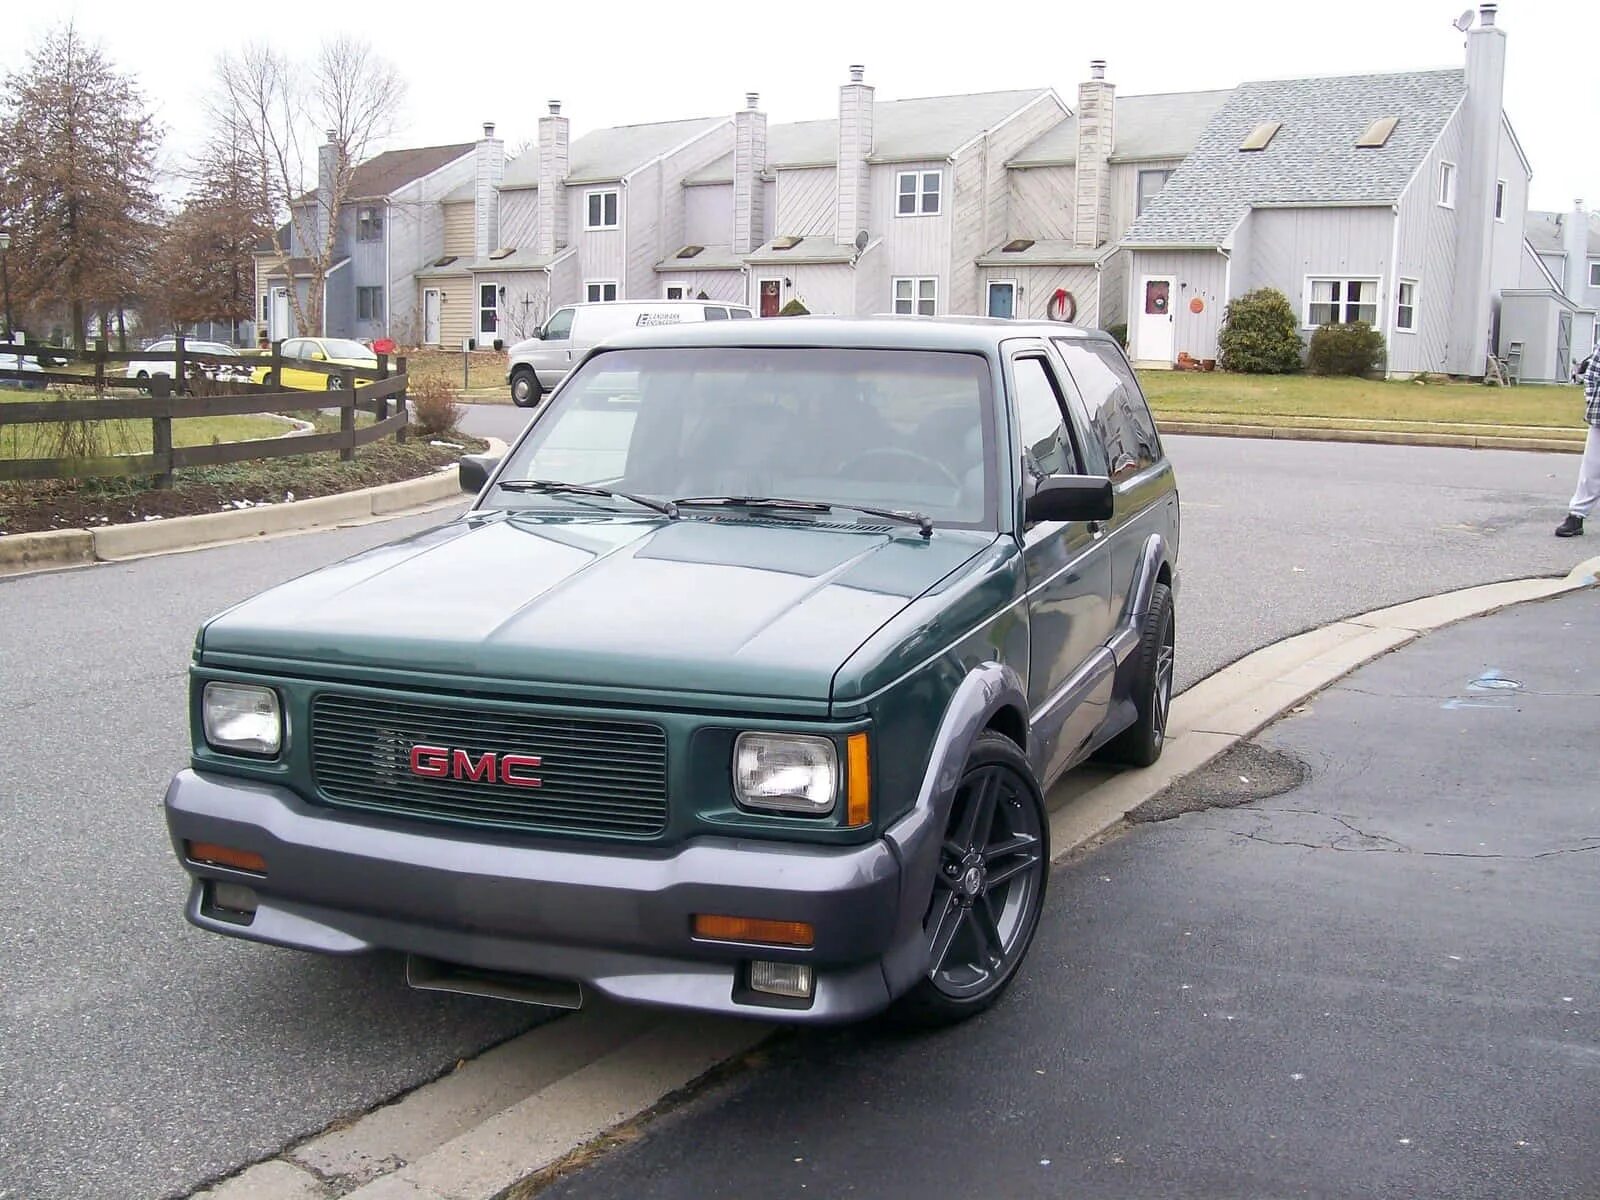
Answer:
126 339 249 386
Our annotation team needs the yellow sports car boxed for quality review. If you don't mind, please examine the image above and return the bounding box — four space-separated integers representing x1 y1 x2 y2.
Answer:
254 337 381 391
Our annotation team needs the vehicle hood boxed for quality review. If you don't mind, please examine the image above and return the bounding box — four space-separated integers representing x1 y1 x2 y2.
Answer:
201 512 994 704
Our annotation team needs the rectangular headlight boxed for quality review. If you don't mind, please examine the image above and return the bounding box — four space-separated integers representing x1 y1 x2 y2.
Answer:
734 733 837 814
202 682 282 756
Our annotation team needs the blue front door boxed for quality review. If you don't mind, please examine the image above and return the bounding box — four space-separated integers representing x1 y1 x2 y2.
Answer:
987 282 1016 319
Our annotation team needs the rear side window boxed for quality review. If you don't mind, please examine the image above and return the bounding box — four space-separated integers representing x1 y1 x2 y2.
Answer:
1012 355 1081 481
728 307 753 320
1054 339 1161 481
703 307 729 321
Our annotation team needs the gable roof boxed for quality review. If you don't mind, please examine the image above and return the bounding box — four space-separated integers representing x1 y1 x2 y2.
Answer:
1125 68 1465 247
501 116 728 189
1009 89 1234 167
347 143 474 199
770 89 1057 168
1524 209 1600 256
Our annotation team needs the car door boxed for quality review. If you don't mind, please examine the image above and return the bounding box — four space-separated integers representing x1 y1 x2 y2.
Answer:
534 307 576 388
1008 345 1115 786
1052 337 1177 629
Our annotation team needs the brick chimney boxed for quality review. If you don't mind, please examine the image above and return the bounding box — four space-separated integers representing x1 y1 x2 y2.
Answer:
1562 199 1587 302
474 121 504 259
1073 60 1115 249
1449 4 1507 375
733 93 768 255
835 65 874 247
536 101 570 256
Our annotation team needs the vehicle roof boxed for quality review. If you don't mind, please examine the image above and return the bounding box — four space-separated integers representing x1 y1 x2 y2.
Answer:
593 315 1115 354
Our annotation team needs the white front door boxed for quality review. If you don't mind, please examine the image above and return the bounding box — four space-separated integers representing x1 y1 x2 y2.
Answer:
478 283 498 348
423 288 442 345
1136 276 1175 363
270 288 290 341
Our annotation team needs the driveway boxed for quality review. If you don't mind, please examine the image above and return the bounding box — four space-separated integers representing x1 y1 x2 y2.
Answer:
540 588 1600 1200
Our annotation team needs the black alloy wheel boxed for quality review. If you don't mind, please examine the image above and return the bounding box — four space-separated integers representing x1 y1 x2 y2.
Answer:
1099 581 1175 768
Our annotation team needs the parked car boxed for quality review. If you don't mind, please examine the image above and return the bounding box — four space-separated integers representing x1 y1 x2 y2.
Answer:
126 339 250 387
163 317 1179 1027
0 335 52 389
251 337 381 392
506 299 754 406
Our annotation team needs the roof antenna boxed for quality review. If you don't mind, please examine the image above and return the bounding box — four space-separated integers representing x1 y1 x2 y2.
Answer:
1451 8 1475 32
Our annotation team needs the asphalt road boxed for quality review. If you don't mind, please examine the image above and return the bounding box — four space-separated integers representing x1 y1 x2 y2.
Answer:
0 428 1590 1199
542 589 1600 1200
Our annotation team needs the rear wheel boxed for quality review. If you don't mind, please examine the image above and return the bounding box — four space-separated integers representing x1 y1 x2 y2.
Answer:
891 731 1048 1027
510 367 540 408
325 374 344 392
1099 582 1175 768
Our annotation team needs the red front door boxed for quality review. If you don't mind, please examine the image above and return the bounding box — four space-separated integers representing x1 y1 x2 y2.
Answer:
759 280 781 318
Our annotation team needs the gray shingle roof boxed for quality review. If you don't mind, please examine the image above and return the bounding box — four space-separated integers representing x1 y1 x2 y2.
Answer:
1524 209 1600 256
653 244 747 272
975 240 1111 267
502 117 727 189
1124 69 1465 247
1009 89 1233 167
685 152 734 185
770 89 1057 168
744 236 855 264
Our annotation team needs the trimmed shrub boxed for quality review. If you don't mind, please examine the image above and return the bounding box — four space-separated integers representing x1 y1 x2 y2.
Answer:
778 298 810 316
409 376 464 437
1217 288 1302 374
1105 323 1128 350
1307 322 1386 376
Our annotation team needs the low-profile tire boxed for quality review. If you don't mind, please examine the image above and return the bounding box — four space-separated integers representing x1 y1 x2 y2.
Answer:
135 369 150 394
510 368 540 408
1099 581 1175 768
890 730 1049 1028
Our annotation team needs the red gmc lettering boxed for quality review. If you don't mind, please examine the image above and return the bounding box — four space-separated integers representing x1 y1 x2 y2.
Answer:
499 754 543 789
409 745 450 777
451 749 498 783
407 745 542 788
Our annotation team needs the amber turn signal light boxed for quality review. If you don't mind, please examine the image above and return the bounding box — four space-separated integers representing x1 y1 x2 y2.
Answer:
846 732 871 826
185 841 267 874
693 914 815 947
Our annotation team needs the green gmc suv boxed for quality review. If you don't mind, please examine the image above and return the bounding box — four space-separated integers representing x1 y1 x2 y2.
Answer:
165 317 1179 1026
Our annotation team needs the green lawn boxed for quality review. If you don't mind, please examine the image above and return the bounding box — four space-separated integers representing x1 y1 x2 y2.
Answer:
1 388 293 459
1136 370 1585 435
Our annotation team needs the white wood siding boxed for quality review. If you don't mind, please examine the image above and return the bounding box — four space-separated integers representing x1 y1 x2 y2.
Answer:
784 264 854 315
442 202 475 257
877 160 952 305
775 167 836 237
1109 158 1182 245
1394 109 1466 375
1489 122 1530 313
980 265 1099 324
1243 205 1395 330
658 270 746 303
1007 168 1075 240
1128 249 1228 362
1100 251 1129 330
626 164 662 300
945 155 984 315
853 242 889 315
685 185 734 246
499 189 540 252
570 185 626 296
473 270 548 344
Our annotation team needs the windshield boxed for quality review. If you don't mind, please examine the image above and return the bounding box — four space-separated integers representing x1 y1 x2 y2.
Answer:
490 347 997 529
321 338 375 359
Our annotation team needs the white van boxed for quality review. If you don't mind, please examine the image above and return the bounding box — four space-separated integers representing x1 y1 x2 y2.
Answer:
505 299 752 406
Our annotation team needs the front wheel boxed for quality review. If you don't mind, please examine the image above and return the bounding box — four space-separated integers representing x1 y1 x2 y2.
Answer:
325 375 344 392
1099 581 1175 768
510 367 540 408
891 731 1049 1027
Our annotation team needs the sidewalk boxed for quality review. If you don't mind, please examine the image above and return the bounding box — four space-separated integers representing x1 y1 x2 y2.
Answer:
537 587 1600 1200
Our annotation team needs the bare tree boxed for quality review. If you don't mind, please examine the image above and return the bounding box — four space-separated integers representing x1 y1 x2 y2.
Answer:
0 22 161 348
214 37 403 336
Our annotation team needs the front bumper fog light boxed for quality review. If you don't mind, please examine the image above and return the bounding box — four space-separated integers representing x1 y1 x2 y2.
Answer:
204 881 259 925
749 961 814 999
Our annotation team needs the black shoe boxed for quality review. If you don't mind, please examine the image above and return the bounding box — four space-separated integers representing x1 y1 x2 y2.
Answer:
1555 514 1584 538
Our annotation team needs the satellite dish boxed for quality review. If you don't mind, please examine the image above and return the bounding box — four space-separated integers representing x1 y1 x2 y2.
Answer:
1452 8 1474 32
854 230 869 252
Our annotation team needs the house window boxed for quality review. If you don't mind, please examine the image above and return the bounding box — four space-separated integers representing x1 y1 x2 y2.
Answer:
1494 180 1506 221
356 287 384 322
1589 260 1600 288
356 207 383 241
892 277 937 315
585 189 619 230
586 280 618 303
1136 169 1172 216
1396 279 1418 333
896 171 941 216
1306 278 1379 327
1438 162 1456 209
664 283 688 300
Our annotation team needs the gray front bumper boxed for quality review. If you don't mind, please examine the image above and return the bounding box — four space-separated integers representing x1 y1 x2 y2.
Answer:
164 770 915 1022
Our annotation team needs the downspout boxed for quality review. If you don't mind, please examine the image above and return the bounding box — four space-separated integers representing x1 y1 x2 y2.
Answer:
621 178 630 299
1385 203 1402 376
384 201 392 339
1217 247 1231 356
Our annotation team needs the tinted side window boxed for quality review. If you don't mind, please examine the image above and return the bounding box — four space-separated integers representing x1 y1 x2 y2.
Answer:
1054 339 1160 480
727 307 753 320
1012 356 1080 481
703 307 729 321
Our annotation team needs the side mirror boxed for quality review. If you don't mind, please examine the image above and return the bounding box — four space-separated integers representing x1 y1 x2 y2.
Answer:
310 350 326 361
459 453 502 494
1025 474 1113 524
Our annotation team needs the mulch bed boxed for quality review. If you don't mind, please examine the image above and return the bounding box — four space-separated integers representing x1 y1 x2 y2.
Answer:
0 434 486 536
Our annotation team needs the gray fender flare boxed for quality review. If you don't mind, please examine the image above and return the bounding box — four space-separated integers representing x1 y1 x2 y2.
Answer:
1110 534 1174 669
879 660 1028 996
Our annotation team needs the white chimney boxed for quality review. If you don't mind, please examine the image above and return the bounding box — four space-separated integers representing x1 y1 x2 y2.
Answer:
1074 61 1115 249
536 100 569 256
733 93 768 256
1563 200 1588 301
835 65 874 247
316 130 340 251
474 120 504 259
1447 5 1507 375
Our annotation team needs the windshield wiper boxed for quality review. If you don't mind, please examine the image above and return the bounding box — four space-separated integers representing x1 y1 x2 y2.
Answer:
495 479 678 519
673 495 933 538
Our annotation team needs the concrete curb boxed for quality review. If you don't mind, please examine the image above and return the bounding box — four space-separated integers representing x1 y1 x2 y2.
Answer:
184 555 1600 1200
1157 419 1583 453
0 438 504 577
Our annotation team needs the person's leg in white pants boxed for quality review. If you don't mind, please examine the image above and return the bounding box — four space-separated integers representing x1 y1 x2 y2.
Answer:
1569 424 1600 519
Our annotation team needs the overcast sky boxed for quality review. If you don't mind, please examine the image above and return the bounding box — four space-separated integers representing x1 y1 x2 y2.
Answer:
5 0 1595 213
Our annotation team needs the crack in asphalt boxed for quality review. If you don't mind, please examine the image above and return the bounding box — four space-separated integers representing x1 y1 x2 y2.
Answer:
1222 809 1600 861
